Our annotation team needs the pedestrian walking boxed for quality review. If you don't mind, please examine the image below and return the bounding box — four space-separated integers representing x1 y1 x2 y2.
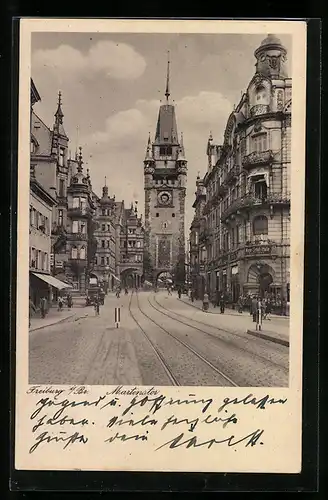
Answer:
58 296 63 312
116 286 121 298
251 296 258 322
178 286 182 299
67 293 73 310
167 285 172 296
40 297 47 318
237 295 243 313
125 287 128 295
202 292 209 312
94 296 100 316
219 293 225 314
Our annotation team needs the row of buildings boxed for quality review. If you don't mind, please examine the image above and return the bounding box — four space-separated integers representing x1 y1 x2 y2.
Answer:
189 34 291 304
29 80 144 306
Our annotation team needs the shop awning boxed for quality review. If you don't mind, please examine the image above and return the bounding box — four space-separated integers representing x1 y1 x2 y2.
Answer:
32 272 73 290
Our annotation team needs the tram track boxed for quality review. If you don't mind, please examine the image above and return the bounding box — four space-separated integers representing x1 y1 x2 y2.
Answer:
131 291 239 387
150 293 288 373
127 292 180 386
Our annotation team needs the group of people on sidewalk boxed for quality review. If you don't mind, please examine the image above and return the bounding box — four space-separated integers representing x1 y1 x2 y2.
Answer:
29 292 73 327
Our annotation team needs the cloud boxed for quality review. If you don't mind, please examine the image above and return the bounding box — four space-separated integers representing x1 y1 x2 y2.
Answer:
32 41 146 80
86 108 147 148
81 90 234 233
86 90 232 148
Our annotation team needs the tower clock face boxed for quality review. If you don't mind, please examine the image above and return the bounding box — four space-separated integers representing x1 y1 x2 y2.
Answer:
158 191 172 206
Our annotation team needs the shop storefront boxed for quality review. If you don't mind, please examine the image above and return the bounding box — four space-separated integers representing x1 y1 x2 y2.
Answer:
231 265 240 302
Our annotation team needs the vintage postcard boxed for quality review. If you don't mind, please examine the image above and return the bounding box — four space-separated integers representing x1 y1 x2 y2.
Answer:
15 19 306 473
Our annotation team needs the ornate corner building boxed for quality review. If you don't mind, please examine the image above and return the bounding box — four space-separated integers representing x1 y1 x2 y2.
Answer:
143 56 187 285
190 34 291 302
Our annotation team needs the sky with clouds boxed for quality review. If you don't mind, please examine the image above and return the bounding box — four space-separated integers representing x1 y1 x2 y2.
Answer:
31 32 292 234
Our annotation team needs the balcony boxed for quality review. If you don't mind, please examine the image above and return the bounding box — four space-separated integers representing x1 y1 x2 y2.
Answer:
224 165 240 185
67 207 89 218
215 242 279 266
67 232 88 241
199 228 211 242
221 192 290 223
68 258 87 269
250 104 270 117
242 150 274 169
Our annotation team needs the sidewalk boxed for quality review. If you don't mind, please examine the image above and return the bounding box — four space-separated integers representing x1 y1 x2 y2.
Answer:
29 307 77 332
178 296 289 347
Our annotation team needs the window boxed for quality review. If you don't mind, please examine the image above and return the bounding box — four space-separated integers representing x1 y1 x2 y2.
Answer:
58 209 63 226
106 257 109 265
102 223 106 231
136 241 141 248
29 206 33 226
59 179 65 197
163 222 167 229
80 222 86 234
72 220 79 233
102 209 106 216
73 197 79 208
254 181 267 200
30 140 36 154
44 253 48 271
71 246 78 259
159 146 172 156
156 213 159 217
172 213 175 217
107 224 110 231
253 215 268 235
101 257 105 265
79 246 86 259
256 87 268 104
101 240 105 248
251 134 267 153
59 148 65 166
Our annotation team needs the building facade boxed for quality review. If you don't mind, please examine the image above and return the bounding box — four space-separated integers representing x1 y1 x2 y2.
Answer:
29 165 57 305
120 203 144 288
144 58 187 285
93 181 118 291
191 34 291 303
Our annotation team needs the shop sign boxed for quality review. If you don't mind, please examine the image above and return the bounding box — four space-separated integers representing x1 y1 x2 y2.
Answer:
245 245 271 256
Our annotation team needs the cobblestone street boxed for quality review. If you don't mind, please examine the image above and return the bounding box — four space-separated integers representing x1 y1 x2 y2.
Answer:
29 290 289 387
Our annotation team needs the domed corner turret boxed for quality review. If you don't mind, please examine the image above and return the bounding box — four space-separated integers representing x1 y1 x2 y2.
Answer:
69 146 89 190
254 33 288 79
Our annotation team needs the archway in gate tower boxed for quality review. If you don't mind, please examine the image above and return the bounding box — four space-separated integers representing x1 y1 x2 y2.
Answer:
155 271 174 289
120 268 142 289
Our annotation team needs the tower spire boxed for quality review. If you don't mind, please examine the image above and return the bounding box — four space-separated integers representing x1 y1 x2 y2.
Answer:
165 51 170 102
55 91 63 122
77 146 83 173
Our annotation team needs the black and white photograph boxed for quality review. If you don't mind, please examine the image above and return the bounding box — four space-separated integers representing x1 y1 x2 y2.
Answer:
14 19 307 475
27 30 293 388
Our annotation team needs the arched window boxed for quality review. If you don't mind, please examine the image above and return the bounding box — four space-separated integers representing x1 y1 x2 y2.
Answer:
79 246 86 260
71 246 78 259
253 215 268 235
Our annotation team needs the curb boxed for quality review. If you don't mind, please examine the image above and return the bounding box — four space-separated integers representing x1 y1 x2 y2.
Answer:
29 312 76 332
179 299 289 320
246 329 289 347
178 299 246 318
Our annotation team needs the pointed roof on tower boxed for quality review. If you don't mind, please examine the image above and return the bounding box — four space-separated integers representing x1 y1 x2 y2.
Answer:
154 52 178 145
54 91 68 138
